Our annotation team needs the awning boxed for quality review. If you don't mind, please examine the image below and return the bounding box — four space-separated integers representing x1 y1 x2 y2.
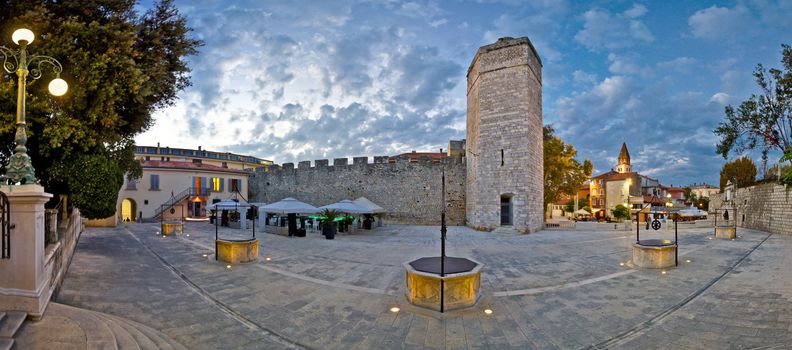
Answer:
206 199 251 210
259 198 319 215
319 199 371 214
353 197 386 214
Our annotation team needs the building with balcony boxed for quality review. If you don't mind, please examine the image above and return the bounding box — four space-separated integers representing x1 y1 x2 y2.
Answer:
90 145 272 226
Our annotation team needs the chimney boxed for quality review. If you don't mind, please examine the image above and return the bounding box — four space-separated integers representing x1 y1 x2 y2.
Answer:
198 146 202 151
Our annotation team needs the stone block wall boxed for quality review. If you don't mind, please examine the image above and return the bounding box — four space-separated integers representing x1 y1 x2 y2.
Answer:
710 182 792 235
249 157 466 225
465 37 544 233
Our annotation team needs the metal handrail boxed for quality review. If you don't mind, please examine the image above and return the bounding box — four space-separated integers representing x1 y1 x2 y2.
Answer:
153 187 212 218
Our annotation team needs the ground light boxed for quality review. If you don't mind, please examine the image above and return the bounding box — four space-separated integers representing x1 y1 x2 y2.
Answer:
686 259 691 263
389 307 400 313
661 271 667 275
202 254 208 258
226 265 232 269
484 308 493 315
265 257 271 261
619 262 625 266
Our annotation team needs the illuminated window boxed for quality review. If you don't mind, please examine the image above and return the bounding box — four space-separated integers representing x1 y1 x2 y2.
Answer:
212 177 221 191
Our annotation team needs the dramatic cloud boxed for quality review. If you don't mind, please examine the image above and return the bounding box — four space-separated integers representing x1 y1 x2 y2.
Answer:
575 4 654 50
136 0 792 186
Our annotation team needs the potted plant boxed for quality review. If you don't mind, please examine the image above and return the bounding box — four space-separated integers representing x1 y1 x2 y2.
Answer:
611 204 630 223
320 209 339 239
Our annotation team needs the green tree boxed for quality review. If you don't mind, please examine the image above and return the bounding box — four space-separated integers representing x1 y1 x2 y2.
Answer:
719 157 757 190
543 126 593 208
693 196 709 211
0 0 201 218
49 153 123 219
611 204 630 221
564 199 575 213
714 44 791 183
683 187 696 203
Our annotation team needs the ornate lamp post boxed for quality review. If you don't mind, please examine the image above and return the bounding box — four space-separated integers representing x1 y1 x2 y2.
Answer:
1 28 68 184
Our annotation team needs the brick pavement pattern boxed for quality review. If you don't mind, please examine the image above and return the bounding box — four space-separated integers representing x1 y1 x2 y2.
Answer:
17 222 792 349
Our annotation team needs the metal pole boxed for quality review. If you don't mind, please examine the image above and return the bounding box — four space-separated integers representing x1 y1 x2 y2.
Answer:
440 167 447 313
636 212 640 243
674 216 678 266
215 209 218 261
252 206 256 239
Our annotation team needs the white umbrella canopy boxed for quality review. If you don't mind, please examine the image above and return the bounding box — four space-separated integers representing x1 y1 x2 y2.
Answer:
248 202 267 208
353 197 386 214
206 199 251 210
679 208 707 217
573 209 591 215
319 199 371 214
260 198 319 215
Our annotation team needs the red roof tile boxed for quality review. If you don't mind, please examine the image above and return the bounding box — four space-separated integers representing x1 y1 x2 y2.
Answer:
142 161 251 174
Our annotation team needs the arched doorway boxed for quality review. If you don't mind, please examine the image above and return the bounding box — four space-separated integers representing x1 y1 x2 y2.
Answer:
121 198 136 222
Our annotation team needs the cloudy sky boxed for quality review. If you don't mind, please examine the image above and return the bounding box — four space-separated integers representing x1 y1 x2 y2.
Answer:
135 0 791 187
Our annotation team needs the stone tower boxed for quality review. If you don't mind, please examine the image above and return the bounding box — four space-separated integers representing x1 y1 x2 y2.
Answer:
617 142 632 173
465 37 543 233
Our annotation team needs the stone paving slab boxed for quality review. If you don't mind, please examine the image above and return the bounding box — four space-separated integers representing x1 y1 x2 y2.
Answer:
35 221 792 349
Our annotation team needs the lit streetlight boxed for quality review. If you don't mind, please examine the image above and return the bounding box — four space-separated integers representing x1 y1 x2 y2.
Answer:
1 28 69 184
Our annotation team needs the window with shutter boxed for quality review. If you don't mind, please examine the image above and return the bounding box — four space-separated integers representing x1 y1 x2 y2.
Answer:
150 174 159 190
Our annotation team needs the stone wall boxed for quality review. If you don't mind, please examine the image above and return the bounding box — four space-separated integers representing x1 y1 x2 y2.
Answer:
249 157 466 225
465 37 544 233
710 182 792 235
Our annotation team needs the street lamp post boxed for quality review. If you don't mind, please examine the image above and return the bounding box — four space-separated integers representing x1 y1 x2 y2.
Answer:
1 28 68 184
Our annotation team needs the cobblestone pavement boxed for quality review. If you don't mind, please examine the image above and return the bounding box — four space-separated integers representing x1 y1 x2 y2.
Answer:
46 222 791 349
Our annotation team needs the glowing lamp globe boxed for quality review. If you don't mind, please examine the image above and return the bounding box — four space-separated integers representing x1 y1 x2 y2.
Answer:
48 78 68 96
12 28 35 45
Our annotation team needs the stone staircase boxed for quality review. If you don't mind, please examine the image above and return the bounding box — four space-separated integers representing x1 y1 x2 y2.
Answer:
0 311 26 350
13 303 187 350
491 226 521 234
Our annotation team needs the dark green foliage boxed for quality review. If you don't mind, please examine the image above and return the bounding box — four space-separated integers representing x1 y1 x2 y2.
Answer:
320 209 340 227
0 0 201 207
544 126 593 207
564 199 574 213
692 196 709 211
719 157 757 190
781 150 792 186
50 153 123 219
715 44 791 168
611 204 630 220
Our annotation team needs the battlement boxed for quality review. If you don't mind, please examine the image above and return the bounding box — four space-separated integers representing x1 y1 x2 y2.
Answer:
254 155 465 174
249 154 467 226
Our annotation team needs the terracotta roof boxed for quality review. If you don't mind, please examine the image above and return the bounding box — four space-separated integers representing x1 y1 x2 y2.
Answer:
643 195 664 205
593 171 636 181
142 161 251 174
389 151 446 163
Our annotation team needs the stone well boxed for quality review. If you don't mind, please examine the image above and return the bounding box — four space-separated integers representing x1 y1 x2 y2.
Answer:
161 222 183 236
404 257 482 312
217 239 258 264
632 239 677 269
715 226 737 239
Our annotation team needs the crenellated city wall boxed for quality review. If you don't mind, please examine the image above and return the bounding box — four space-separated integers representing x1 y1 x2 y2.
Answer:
249 156 466 225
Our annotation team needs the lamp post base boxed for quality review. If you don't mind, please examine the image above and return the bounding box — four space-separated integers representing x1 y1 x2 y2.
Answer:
6 152 36 185
6 124 36 185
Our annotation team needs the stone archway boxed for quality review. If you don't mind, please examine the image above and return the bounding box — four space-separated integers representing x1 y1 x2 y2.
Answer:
121 198 136 222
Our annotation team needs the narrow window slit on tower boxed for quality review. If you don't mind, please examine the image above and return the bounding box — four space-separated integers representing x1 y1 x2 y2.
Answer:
500 149 504 166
